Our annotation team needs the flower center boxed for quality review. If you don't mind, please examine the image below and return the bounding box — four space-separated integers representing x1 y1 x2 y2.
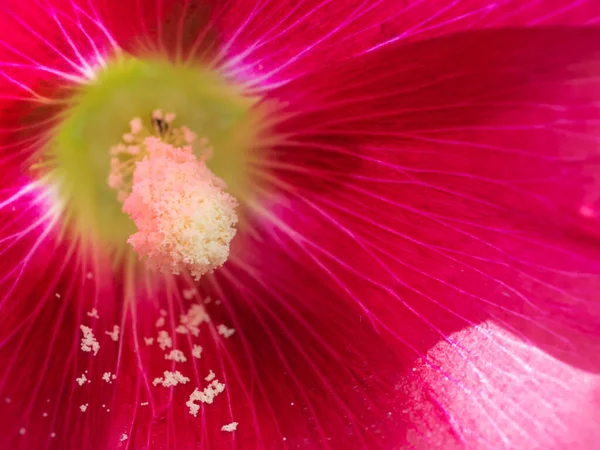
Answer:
39 56 261 258
109 111 238 279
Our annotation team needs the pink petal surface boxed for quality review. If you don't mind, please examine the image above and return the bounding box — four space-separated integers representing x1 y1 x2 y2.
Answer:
211 0 600 86
249 27 600 446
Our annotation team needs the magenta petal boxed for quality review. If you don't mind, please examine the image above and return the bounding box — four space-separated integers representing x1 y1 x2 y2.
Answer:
1 1 600 448
93 0 218 59
213 0 600 85
243 27 600 446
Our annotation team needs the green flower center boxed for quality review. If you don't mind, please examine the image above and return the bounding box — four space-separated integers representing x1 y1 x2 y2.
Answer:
41 57 261 255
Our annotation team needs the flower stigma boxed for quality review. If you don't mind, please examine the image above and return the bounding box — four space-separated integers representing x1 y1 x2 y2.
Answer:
109 111 238 279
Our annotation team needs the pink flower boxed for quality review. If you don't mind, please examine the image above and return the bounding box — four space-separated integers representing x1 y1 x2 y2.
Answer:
1 0 600 448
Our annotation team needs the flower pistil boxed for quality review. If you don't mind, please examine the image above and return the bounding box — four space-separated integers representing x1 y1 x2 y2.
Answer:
108 111 238 279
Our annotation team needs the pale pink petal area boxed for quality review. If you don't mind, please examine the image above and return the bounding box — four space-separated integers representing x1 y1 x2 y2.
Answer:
211 0 600 86
403 322 600 448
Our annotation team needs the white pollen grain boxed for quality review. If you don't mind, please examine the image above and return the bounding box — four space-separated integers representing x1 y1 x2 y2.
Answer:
155 316 166 328
182 288 197 300
80 325 100 355
19 428 26 436
175 325 188 334
87 308 99 319
205 370 215 382
105 325 120 342
120 433 128 442
80 404 88 412
186 378 225 416
42 412 48 418
144 337 154 345
192 345 203 359
50 432 56 438
165 349 187 363
217 324 235 339
55 293 61 298
102 372 116 383
76 374 88 386
221 422 238 432
140 402 149 406
157 330 172 350
152 370 190 387
179 304 209 337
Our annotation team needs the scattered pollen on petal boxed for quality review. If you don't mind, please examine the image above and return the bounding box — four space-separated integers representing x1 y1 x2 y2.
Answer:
186 375 226 416
120 434 128 442
152 371 190 387
217 324 236 339
175 325 188 334
192 345 203 359
144 337 154 345
80 325 100 355
105 325 120 341
87 308 99 319
157 330 172 350
155 316 166 328
19 428 26 436
80 404 88 412
102 372 116 383
178 304 209 336
76 374 89 386
205 370 216 382
221 422 238 432
165 349 187 363
183 288 197 300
